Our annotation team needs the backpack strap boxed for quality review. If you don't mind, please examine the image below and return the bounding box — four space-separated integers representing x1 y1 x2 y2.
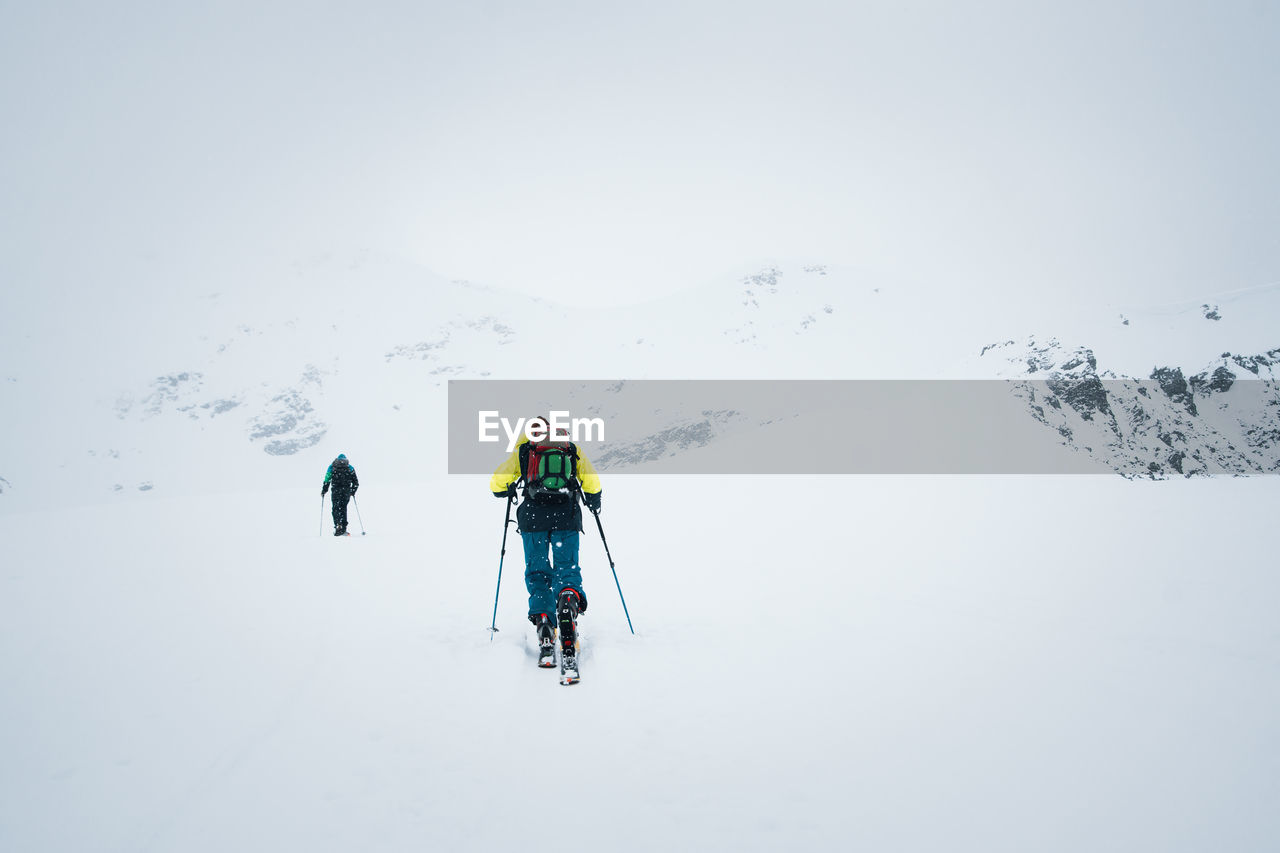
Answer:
523 443 579 497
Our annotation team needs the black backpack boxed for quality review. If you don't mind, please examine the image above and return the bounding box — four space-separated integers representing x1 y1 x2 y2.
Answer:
329 457 355 490
523 443 578 504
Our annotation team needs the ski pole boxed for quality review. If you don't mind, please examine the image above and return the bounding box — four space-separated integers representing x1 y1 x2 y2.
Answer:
489 492 516 638
320 493 325 538
352 495 366 535
588 504 634 634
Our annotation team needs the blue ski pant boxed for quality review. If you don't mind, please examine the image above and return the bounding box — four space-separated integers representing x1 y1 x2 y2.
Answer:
522 530 583 619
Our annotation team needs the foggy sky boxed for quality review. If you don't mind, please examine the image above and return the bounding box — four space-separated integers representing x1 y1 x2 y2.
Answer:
2 0 1277 308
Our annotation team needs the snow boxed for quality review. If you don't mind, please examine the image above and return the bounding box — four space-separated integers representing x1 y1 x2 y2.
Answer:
2 243 1278 848
2 247 1279 847
3 475 1278 851
5 2 1280 845
1017 282 1280 379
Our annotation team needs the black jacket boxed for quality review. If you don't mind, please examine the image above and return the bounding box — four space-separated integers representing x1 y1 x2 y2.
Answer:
324 460 359 495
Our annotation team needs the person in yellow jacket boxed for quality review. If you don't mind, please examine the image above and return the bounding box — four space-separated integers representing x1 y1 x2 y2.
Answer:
490 416 602 664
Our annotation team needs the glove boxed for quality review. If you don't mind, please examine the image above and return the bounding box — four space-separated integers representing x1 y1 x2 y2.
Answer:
351 486 357 495
493 482 517 499
583 490 601 513
321 484 328 496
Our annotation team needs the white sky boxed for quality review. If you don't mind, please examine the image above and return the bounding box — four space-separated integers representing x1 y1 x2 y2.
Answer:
2 1 1278 308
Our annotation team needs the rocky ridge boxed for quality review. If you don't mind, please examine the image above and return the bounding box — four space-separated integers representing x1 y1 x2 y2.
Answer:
982 339 1280 477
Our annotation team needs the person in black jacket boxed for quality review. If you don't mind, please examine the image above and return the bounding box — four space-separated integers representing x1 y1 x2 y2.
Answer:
321 453 359 536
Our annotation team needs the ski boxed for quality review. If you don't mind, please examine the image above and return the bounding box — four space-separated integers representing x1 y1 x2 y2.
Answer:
557 589 582 686
535 614 556 668
559 643 580 685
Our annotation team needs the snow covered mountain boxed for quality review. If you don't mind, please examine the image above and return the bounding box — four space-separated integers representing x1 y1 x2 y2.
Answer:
3 252 1279 852
3 253 1277 514
977 285 1280 477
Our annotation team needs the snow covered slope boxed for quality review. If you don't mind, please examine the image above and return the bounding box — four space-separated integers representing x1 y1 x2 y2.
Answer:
2 252 1278 850
3 476 1277 852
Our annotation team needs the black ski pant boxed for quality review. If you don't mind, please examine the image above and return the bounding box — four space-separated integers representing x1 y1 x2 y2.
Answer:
330 490 351 528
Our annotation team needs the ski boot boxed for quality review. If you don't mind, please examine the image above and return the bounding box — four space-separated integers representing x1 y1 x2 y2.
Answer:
534 613 556 668
557 588 582 685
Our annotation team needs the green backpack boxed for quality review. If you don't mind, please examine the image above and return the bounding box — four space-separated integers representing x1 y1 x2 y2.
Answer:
524 443 578 504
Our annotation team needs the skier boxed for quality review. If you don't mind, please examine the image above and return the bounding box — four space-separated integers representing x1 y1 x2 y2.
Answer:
321 453 359 536
490 416 602 678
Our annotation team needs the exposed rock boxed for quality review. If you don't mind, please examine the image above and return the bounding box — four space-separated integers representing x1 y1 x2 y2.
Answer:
593 410 742 468
1226 349 1279 375
1151 367 1198 415
742 267 782 298
264 434 325 456
118 371 205 419
993 338 1280 477
1046 373 1110 421
385 317 515 363
248 381 327 456
1189 366 1236 394
1058 350 1098 372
